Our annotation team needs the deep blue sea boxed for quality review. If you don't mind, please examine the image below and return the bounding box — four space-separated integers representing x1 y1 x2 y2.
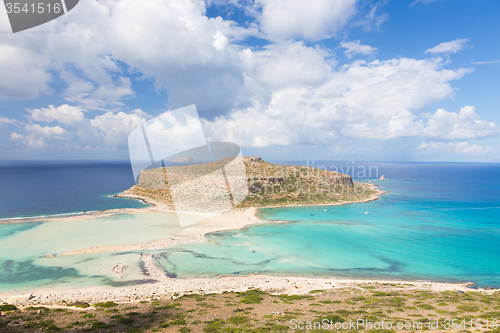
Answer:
0 161 499 290
0 161 149 219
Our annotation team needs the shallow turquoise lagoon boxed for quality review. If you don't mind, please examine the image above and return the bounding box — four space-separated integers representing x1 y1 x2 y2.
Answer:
156 163 500 288
0 211 181 292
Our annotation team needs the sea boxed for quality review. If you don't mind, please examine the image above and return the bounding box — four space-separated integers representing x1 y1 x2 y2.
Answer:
0 160 499 292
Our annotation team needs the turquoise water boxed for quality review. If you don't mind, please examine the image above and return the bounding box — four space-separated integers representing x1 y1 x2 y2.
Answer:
156 163 500 288
0 211 181 292
1 162 499 291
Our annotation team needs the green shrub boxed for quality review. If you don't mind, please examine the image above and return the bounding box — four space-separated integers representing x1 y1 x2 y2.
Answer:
335 309 350 316
238 289 266 304
227 315 250 326
456 305 480 312
203 319 225 332
0 304 17 311
314 314 346 324
118 317 135 325
93 301 118 308
127 329 143 333
90 320 113 329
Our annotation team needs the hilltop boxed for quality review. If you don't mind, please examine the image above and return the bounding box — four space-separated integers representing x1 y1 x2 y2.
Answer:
119 157 383 211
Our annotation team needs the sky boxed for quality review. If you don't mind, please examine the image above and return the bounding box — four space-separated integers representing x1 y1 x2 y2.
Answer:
0 0 499 162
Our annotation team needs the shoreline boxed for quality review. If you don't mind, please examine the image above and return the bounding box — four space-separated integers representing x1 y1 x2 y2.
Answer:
0 182 386 224
1 274 496 307
30 183 386 256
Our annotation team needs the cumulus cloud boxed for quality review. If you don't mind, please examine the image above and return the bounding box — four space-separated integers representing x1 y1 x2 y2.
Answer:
28 105 85 126
421 106 498 140
1 0 496 160
0 117 19 125
340 40 377 58
255 0 357 41
13 105 149 149
425 38 469 54
212 31 229 51
204 57 490 147
0 0 247 117
0 44 51 100
242 41 332 89
11 124 69 149
90 109 149 147
417 141 495 156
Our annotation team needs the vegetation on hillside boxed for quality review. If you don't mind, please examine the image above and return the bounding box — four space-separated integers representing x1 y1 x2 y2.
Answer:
122 157 381 209
2 287 499 332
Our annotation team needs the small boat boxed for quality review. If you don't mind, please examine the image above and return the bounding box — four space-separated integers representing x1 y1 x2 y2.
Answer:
324 209 327 211
310 213 314 216
364 207 370 214
331 211 334 214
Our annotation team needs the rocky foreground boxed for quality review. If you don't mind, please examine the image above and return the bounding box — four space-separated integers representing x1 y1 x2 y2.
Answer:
1 279 498 333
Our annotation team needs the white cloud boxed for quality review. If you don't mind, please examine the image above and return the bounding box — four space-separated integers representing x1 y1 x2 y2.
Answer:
0 117 18 125
13 124 69 149
204 57 486 147
28 105 85 127
59 71 135 111
470 60 500 65
90 109 149 147
213 31 228 51
425 38 469 54
255 0 357 41
340 40 377 58
0 44 51 99
242 41 332 89
417 141 495 156
13 104 149 150
0 0 495 160
10 132 24 141
0 0 245 116
421 106 498 140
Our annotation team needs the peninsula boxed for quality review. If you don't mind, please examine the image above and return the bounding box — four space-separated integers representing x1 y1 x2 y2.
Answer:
118 157 384 211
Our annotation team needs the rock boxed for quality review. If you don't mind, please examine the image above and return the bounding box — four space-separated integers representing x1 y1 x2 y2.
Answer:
111 263 127 275
171 156 193 163
9 294 33 301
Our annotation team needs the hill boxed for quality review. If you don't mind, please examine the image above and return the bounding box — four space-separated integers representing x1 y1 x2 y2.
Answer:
119 157 383 211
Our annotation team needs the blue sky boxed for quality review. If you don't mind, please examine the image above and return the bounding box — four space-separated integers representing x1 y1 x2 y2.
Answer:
0 0 499 162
